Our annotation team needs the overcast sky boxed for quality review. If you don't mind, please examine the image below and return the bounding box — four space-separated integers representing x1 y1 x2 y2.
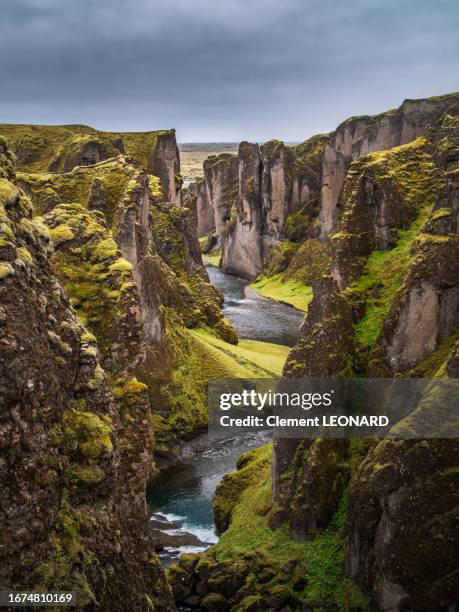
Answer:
0 0 458 142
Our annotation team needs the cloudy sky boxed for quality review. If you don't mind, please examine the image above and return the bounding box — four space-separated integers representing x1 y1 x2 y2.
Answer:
0 0 458 142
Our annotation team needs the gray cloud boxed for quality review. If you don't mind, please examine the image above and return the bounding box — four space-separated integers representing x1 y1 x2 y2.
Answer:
0 0 458 141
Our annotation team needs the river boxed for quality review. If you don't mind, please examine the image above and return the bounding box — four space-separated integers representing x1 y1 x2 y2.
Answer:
146 266 304 566
206 265 303 347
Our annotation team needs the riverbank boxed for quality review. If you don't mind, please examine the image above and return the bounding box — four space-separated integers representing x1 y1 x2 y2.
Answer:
203 253 312 313
147 430 272 567
205 264 304 346
148 263 301 567
250 273 313 312
202 251 221 267
190 327 289 377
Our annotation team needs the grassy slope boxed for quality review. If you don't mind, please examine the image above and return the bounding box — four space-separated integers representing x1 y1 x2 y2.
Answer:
347 139 444 348
353 213 428 346
209 444 369 610
202 252 221 267
189 327 289 378
251 274 313 312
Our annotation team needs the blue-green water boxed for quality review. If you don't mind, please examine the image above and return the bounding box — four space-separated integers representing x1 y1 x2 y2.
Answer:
206 265 303 347
147 431 270 566
147 264 304 566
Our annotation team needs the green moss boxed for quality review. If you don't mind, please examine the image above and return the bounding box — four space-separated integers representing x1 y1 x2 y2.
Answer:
61 405 113 459
149 203 188 273
283 238 331 284
81 345 98 358
251 274 312 312
18 216 50 245
0 262 14 279
284 210 313 242
350 139 445 348
431 207 452 220
407 329 459 377
207 446 369 610
80 331 97 343
202 251 221 267
15 246 33 266
0 178 19 206
190 327 290 378
70 464 104 484
27 496 100 604
92 236 119 260
137 309 209 452
49 224 75 246
353 213 427 347
113 376 148 404
87 364 104 392
0 137 16 181
18 157 137 225
213 444 272 531
414 232 452 244
108 257 133 273
263 241 300 276
0 123 170 174
44 204 134 356
148 174 163 199
47 330 73 356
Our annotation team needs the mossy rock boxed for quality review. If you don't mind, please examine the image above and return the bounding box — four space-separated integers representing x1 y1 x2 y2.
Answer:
201 592 230 611
60 404 113 459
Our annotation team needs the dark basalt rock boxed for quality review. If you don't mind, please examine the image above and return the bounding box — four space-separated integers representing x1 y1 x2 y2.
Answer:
0 143 175 610
346 432 459 611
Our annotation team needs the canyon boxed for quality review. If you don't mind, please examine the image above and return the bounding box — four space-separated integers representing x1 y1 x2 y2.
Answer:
0 89 458 612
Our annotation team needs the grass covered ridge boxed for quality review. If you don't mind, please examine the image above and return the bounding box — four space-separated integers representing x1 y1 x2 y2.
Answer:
202 251 221 268
251 274 313 312
0 123 171 174
174 444 370 610
189 326 289 378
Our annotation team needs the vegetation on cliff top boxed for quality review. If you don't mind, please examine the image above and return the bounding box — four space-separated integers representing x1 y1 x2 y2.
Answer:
19 156 136 224
44 203 135 358
0 123 171 173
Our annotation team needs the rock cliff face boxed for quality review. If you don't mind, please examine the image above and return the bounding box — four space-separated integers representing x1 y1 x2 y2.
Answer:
113 169 164 344
221 142 263 278
150 130 182 206
18 154 237 462
194 92 459 282
194 134 328 279
0 139 175 609
187 179 215 236
172 93 459 612
319 93 459 238
203 153 238 239
275 100 459 610
220 140 298 278
0 120 240 608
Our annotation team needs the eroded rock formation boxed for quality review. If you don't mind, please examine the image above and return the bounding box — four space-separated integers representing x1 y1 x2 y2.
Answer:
172 93 459 612
194 138 326 279
0 139 175 609
319 93 459 238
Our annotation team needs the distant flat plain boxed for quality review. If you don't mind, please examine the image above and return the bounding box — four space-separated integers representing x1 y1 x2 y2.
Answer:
179 143 238 184
179 142 300 184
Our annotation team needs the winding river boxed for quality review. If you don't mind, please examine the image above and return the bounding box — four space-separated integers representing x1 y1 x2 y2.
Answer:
146 266 304 566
